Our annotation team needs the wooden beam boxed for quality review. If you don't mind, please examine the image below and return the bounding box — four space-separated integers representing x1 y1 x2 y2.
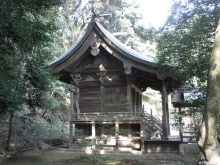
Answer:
70 67 122 74
100 42 161 74
131 83 142 95
140 122 145 151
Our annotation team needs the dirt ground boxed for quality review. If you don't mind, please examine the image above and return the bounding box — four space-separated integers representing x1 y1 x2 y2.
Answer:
0 147 199 165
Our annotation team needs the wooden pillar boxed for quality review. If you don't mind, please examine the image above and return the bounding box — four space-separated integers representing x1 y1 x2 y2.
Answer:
137 92 139 114
69 122 73 148
127 84 132 113
92 122 95 137
101 123 104 136
69 85 75 147
69 74 81 148
151 109 153 121
178 107 182 132
69 85 74 120
124 62 132 114
76 87 80 119
161 82 170 139
137 93 139 116
91 122 96 150
115 121 119 150
139 93 142 116
70 74 81 119
137 93 140 116
100 85 105 113
134 90 137 116
140 94 143 114
166 93 170 135
140 123 145 151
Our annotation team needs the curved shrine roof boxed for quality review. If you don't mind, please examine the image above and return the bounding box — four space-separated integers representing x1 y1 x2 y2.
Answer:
50 21 155 68
49 21 182 92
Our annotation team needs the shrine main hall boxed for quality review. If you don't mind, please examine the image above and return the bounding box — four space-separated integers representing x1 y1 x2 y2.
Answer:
50 16 182 152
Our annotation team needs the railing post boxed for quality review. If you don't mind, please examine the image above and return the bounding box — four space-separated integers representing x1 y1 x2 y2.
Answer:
115 121 119 150
92 121 95 138
150 109 153 121
140 123 145 151
180 132 183 142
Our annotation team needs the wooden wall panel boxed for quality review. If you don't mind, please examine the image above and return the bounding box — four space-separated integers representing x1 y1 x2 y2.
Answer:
104 86 128 112
79 87 100 113
105 86 126 96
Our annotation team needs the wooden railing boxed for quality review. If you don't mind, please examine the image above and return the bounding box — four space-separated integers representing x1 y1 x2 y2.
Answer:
140 112 162 127
71 110 163 132
72 112 142 120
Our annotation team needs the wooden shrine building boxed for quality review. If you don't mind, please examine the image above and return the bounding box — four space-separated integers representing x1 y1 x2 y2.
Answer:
50 18 182 152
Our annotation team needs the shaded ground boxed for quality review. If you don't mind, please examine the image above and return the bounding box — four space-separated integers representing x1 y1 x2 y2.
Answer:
0 147 199 165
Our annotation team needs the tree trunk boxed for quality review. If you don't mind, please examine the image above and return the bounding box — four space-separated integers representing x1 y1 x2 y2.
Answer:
4 113 14 152
198 20 220 163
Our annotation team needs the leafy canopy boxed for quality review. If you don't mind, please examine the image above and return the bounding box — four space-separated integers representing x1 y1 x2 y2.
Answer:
0 0 61 115
156 0 220 87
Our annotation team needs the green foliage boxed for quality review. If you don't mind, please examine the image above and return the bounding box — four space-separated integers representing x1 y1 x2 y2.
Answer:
185 150 201 160
0 113 69 152
156 0 220 86
154 2 220 137
0 0 61 114
52 0 156 60
0 0 63 152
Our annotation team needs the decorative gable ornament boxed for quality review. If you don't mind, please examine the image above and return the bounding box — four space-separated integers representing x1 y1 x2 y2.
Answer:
71 74 82 85
123 62 132 75
90 39 100 56
96 72 106 84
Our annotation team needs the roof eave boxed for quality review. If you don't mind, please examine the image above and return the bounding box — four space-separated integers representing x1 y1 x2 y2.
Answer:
49 23 94 68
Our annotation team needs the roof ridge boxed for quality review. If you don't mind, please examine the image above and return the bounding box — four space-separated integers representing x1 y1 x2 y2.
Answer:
95 21 155 63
